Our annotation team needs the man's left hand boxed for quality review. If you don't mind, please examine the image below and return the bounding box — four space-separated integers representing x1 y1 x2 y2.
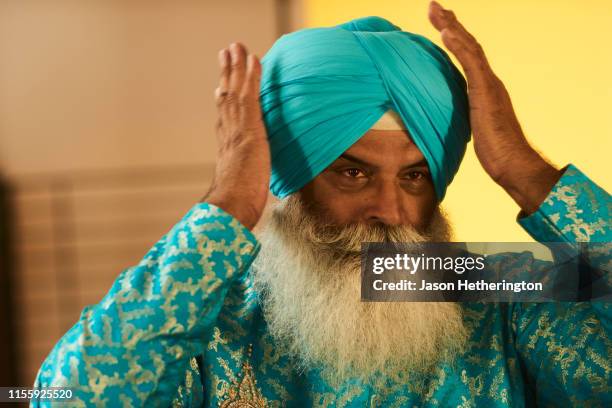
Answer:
428 1 562 214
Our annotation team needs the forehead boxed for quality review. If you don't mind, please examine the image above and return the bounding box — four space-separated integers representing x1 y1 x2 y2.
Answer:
342 129 425 163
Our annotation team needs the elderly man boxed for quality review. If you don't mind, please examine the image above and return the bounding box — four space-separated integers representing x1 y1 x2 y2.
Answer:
35 2 610 407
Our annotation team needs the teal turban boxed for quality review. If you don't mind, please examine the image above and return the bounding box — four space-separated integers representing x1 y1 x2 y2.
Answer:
260 16 471 201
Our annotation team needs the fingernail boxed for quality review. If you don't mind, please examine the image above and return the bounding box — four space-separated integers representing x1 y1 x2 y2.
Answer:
218 49 227 64
433 1 448 17
230 42 240 57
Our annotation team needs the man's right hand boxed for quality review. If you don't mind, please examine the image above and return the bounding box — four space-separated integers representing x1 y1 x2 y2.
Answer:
203 42 270 230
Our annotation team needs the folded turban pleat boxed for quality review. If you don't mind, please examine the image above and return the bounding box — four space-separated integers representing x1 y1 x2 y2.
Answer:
260 16 471 200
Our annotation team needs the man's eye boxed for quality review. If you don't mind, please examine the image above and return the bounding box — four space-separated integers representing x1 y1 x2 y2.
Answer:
343 168 366 178
404 171 426 181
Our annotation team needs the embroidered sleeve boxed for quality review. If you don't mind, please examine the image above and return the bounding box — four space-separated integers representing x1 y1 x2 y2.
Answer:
518 164 610 243
32 203 260 407
512 165 611 406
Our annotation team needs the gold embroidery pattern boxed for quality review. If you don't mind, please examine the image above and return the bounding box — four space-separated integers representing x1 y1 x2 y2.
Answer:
219 344 269 408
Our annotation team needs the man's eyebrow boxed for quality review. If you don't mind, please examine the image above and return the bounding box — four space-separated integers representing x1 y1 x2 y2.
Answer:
337 153 375 167
337 153 429 171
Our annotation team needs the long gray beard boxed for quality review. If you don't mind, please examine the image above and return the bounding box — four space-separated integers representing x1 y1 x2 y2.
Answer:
251 194 468 386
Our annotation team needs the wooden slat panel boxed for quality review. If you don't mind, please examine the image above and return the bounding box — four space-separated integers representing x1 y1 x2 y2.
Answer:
10 165 214 385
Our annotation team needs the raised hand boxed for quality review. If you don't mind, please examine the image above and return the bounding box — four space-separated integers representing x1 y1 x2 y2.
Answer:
203 43 270 229
428 1 562 214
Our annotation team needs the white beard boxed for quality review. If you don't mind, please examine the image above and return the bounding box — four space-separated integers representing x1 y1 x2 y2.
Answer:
251 194 468 386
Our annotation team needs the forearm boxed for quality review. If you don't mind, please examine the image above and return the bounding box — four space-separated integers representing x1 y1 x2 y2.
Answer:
495 147 564 215
32 203 260 406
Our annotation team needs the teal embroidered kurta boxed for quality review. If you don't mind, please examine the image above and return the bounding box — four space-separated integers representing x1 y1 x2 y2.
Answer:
33 164 611 407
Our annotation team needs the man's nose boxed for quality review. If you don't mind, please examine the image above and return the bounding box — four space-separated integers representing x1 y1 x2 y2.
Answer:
363 180 403 226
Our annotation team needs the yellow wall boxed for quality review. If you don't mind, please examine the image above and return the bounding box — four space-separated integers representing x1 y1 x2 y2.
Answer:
304 0 611 241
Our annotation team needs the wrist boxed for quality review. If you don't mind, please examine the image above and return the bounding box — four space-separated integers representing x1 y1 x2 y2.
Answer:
496 149 562 215
202 193 259 230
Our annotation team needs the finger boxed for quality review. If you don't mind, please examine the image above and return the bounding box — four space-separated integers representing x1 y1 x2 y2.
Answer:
429 2 484 65
428 1 450 32
228 42 248 95
240 54 263 126
440 28 490 83
218 48 230 91
215 48 230 108
429 1 475 45
244 54 261 98
428 1 494 87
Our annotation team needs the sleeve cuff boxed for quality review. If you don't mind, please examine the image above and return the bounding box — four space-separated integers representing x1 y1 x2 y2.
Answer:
518 164 611 243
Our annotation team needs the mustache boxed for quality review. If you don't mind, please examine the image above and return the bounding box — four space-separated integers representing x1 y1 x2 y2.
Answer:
303 222 428 253
271 195 431 255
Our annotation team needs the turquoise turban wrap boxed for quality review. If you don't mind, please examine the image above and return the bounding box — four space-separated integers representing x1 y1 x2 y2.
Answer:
260 16 471 201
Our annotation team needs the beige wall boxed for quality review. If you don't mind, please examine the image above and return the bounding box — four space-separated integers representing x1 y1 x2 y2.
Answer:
0 0 303 385
0 0 287 177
